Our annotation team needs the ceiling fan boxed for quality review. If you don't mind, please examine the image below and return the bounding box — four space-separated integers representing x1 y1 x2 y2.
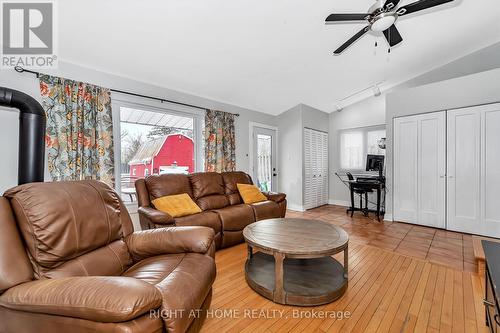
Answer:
326 0 454 54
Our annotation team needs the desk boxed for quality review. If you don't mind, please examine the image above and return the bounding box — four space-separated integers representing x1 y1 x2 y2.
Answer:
482 240 500 332
347 179 385 221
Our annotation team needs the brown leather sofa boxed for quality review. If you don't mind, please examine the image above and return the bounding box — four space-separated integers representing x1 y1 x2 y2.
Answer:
0 180 216 333
135 171 287 249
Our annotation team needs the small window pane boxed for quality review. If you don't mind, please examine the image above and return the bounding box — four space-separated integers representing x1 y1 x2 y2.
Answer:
340 131 364 169
367 130 386 155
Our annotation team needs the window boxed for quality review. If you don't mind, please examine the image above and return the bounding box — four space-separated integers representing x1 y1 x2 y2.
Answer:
339 125 386 170
114 102 203 203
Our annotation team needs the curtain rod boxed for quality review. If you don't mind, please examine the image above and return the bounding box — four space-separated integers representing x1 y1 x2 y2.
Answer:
14 66 240 116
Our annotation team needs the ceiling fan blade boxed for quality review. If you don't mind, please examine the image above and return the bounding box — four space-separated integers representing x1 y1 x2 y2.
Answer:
334 26 370 55
397 0 454 16
384 0 401 11
326 13 368 23
383 25 403 47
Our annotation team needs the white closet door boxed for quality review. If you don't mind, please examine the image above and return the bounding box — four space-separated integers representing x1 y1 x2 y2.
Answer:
417 112 446 228
393 116 418 223
481 104 500 237
447 103 500 237
303 128 329 209
304 129 313 210
447 107 481 234
321 131 329 205
394 112 446 226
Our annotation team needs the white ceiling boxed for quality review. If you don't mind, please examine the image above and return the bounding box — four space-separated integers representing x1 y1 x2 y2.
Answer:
58 0 500 115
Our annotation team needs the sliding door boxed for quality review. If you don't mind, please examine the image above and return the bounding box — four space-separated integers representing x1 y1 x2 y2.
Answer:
394 112 446 227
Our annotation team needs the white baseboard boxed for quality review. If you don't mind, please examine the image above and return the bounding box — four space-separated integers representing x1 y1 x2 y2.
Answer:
287 204 305 212
328 199 350 207
383 214 393 222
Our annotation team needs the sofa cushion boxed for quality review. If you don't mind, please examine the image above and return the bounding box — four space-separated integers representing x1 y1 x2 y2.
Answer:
145 174 193 199
221 231 245 248
0 276 162 323
251 200 281 221
222 172 252 205
124 253 216 333
189 173 225 199
4 181 131 278
214 204 255 232
264 192 286 203
196 194 229 211
175 212 222 238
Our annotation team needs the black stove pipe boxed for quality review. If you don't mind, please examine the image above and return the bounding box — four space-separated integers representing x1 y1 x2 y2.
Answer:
0 87 46 185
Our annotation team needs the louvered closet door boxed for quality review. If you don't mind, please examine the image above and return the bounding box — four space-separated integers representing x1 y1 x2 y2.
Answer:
303 128 329 209
304 129 314 210
321 131 329 205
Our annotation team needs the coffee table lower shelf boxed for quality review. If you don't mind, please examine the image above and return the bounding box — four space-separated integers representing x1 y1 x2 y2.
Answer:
245 252 348 306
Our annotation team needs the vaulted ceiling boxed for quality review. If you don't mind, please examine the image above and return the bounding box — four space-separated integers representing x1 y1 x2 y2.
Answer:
59 0 500 114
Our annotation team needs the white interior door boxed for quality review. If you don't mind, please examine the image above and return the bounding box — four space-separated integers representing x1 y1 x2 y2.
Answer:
447 107 481 234
304 128 315 209
303 128 328 209
417 112 446 228
481 104 500 237
252 126 277 192
393 117 418 223
394 112 446 227
447 103 500 237
320 131 329 206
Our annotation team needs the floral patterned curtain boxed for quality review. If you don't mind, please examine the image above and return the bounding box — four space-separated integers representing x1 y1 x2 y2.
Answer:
39 74 115 187
205 110 236 172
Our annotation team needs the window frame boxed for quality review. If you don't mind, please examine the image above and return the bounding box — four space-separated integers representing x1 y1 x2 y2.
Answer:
111 95 204 199
338 124 386 172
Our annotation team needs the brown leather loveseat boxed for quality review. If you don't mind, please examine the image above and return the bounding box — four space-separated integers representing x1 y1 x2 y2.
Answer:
0 180 216 333
136 171 287 249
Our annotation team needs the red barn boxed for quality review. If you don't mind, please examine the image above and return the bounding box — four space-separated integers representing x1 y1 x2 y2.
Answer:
129 134 194 179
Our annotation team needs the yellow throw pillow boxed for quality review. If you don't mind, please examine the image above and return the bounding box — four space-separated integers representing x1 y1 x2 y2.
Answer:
151 193 202 218
237 183 267 204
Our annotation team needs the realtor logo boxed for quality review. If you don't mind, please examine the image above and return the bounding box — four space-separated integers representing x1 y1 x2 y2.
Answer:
1 0 57 69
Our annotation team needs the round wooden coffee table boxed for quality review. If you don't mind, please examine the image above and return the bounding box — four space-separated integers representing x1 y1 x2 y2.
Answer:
243 218 349 306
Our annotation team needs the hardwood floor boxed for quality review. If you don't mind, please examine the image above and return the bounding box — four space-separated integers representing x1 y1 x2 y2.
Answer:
286 205 477 273
200 205 487 333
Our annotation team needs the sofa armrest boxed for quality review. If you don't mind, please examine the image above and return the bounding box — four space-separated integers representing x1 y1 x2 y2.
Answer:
0 276 161 323
125 227 215 261
138 206 174 225
263 191 286 203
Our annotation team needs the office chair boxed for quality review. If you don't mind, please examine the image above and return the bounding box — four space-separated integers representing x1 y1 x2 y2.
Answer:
346 172 373 217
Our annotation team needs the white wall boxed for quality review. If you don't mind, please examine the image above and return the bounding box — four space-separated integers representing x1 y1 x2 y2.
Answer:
0 61 276 192
385 68 500 219
277 105 302 210
277 103 329 210
328 96 386 205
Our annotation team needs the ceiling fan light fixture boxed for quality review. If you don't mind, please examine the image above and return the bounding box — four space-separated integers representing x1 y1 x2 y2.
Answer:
370 15 396 32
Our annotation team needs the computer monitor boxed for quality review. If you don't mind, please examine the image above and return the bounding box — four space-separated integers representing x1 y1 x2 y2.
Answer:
366 155 385 172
